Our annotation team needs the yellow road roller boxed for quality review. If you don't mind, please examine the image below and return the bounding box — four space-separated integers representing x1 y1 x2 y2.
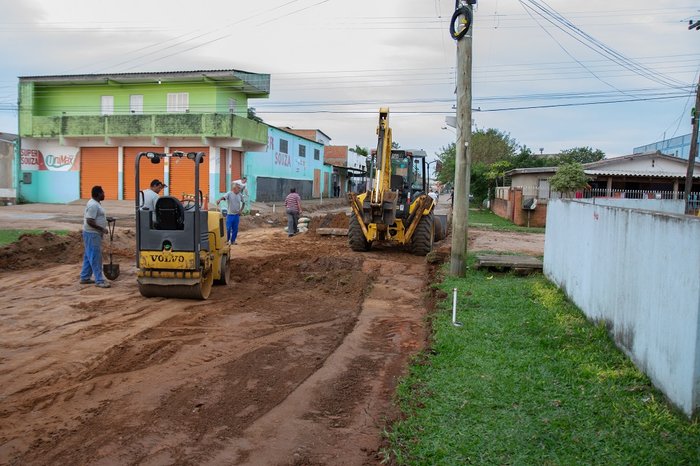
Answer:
135 151 229 299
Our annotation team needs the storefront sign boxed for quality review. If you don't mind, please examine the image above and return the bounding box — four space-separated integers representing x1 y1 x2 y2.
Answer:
274 152 291 167
20 148 78 171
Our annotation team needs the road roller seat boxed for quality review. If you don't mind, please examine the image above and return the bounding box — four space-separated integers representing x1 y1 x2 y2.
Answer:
154 196 185 230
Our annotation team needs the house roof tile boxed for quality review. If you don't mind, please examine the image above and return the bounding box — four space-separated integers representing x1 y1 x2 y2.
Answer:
19 69 270 95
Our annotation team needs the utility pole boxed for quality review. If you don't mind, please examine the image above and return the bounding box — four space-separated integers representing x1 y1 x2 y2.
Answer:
683 22 700 214
684 81 699 213
449 1 474 276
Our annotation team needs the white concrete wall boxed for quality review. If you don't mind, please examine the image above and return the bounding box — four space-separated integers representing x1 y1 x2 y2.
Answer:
544 200 700 417
510 173 543 188
347 150 366 172
577 198 686 215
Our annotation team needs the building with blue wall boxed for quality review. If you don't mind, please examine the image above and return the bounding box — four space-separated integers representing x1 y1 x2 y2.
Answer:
244 126 331 202
633 130 699 160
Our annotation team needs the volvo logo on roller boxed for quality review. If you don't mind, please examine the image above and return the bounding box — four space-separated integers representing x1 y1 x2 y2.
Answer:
150 254 185 263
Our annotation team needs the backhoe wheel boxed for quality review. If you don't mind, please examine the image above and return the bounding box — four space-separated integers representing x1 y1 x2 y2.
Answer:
215 255 230 285
348 216 371 252
411 212 434 256
434 214 447 241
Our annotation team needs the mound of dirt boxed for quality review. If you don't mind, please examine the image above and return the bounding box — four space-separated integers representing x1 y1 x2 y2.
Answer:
0 231 84 272
308 213 350 234
239 213 285 231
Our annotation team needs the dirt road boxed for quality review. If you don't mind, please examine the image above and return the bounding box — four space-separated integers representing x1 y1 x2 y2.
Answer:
0 209 543 465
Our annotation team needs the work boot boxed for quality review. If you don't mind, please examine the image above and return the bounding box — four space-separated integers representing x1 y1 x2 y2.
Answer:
80 279 95 284
95 282 111 288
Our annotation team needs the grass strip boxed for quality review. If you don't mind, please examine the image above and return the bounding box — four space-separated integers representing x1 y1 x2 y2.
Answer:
386 260 700 465
468 209 545 234
0 229 68 246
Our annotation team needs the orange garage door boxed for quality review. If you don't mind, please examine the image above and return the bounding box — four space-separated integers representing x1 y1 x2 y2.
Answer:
81 147 118 200
123 147 165 201
168 147 209 202
231 150 242 181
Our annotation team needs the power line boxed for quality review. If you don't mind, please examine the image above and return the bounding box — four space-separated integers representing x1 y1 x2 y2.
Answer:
520 0 688 90
0 92 688 115
519 0 636 99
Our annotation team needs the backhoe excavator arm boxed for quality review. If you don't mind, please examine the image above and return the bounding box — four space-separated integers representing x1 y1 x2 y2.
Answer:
372 108 393 203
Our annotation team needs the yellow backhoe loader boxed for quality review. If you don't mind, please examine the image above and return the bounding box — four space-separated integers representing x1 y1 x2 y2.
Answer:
347 108 443 255
135 151 230 300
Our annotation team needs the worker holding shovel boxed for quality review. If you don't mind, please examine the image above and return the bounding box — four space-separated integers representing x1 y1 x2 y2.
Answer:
80 185 111 288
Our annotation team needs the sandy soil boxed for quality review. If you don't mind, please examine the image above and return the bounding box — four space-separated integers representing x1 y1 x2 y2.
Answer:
0 208 543 465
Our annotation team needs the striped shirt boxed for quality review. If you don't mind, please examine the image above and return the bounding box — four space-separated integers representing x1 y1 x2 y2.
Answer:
284 192 302 212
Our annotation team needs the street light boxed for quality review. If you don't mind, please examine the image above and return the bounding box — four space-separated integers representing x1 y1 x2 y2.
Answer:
426 159 439 192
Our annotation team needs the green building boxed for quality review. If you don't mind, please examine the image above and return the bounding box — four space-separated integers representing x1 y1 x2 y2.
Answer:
18 69 270 203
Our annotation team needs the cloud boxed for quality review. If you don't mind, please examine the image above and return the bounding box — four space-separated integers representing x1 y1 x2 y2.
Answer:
0 0 697 161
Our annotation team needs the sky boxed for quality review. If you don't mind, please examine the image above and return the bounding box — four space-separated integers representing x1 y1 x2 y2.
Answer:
0 0 698 160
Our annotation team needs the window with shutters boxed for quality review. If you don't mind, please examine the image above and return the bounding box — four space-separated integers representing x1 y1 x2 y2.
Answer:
167 92 189 113
299 145 306 158
280 139 289 154
101 95 114 115
130 94 144 114
314 148 320 160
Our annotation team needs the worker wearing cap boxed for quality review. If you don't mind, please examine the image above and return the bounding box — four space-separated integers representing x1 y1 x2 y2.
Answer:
217 183 244 245
233 177 249 214
142 179 167 211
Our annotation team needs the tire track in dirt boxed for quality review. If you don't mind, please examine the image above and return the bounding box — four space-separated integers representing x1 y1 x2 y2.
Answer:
3 230 426 466
209 253 429 466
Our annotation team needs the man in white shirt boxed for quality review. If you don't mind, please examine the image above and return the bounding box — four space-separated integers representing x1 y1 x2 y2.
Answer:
142 179 166 211
80 185 111 288
428 190 439 205
216 184 245 245
233 177 247 192
233 177 248 213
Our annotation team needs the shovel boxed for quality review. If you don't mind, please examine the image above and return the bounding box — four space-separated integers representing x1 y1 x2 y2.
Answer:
103 217 120 280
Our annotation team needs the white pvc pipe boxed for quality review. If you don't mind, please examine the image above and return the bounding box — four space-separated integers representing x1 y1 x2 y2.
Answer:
452 288 458 324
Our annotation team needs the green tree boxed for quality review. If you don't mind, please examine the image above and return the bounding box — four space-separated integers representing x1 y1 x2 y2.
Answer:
435 143 455 185
471 128 517 164
556 146 605 164
351 145 369 156
470 162 490 203
435 127 517 183
247 107 263 123
549 162 589 197
511 145 556 168
485 160 513 187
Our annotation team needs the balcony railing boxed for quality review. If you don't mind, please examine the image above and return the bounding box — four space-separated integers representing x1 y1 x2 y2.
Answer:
22 113 268 144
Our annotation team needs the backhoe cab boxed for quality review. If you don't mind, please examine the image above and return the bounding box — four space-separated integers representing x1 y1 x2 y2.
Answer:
135 151 230 300
347 108 444 255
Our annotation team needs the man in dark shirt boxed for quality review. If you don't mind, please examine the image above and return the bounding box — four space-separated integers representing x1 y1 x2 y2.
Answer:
284 188 303 237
